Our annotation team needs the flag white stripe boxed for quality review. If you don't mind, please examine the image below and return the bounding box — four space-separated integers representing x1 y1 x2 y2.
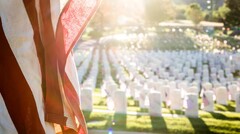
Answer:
0 0 89 132
0 0 78 133
0 94 17 134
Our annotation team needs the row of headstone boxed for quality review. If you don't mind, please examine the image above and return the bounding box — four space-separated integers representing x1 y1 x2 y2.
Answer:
116 49 240 92
77 49 93 84
107 50 132 114
80 50 100 111
101 49 127 113
74 49 91 67
75 46 240 115
121 50 239 82
112 49 240 114
82 49 99 90
110 50 198 116
82 85 240 116
101 49 118 98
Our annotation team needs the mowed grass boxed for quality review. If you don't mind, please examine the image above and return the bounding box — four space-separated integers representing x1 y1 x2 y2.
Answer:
84 110 240 134
83 91 240 134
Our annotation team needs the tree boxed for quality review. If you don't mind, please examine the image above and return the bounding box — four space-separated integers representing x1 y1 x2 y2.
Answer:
145 0 176 25
90 0 117 27
90 0 146 27
212 4 230 21
225 0 240 27
185 3 204 25
175 5 187 20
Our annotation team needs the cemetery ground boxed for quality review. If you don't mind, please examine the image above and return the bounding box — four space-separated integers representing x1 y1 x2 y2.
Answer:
83 89 240 134
83 63 239 133
60 31 240 134
57 92 240 133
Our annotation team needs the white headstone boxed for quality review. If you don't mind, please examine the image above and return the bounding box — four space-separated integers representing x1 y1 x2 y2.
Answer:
195 73 201 81
164 85 172 102
187 69 194 77
80 89 93 111
149 92 162 116
218 70 224 78
106 84 118 98
201 91 214 112
185 93 198 118
134 85 142 100
202 82 213 91
114 90 127 113
139 89 148 108
178 81 188 91
210 73 217 81
169 81 177 89
128 82 136 98
236 92 240 112
211 67 217 74
169 89 182 110
202 77 209 82
120 81 127 91
178 73 185 80
147 81 155 90
186 86 198 94
228 84 238 101
215 86 228 105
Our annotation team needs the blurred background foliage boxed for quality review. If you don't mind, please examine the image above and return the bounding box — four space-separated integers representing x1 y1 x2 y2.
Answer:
82 0 240 46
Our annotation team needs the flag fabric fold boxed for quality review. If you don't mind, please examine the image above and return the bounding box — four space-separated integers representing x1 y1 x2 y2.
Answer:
0 0 101 133
55 0 101 133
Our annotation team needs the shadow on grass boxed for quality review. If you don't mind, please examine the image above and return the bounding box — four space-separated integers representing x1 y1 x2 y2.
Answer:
209 112 240 120
150 116 168 133
127 97 137 107
83 110 110 122
113 113 127 130
83 111 92 121
105 115 114 132
188 118 212 134
170 109 183 115
134 100 139 107
94 98 107 106
137 108 148 118
222 104 235 112
162 102 167 108
215 103 235 112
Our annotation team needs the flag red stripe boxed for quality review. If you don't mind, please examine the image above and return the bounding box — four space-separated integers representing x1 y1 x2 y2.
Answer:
22 0 46 101
39 0 67 125
55 19 87 133
55 0 101 133
58 0 101 58
0 18 45 134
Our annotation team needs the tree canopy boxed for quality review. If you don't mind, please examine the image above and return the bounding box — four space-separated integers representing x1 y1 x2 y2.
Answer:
213 4 230 21
225 0 240 27
145 0 176 25
185 3 204 25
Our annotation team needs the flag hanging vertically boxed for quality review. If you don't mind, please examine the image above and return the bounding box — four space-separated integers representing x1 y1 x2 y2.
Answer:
55 0 101 133
0 0 100 133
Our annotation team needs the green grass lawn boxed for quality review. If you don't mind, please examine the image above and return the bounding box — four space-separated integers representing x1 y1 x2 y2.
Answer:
84 110 240 134
83 92 240 134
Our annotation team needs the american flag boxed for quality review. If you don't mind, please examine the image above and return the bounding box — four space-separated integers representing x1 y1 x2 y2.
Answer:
203 93 210 107
0 0 100 133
